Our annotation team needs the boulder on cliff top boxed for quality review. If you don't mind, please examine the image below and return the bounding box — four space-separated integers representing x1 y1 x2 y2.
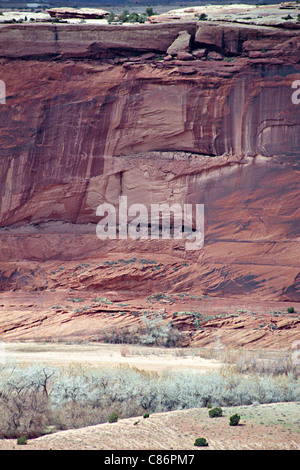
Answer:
176 51 195 61
279 1 298 8
167 30 192 56
192 48 207 58
207 50 223 60
47 7 110 19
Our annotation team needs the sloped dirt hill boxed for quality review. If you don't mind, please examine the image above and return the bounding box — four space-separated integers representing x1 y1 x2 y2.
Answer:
0 402 299 450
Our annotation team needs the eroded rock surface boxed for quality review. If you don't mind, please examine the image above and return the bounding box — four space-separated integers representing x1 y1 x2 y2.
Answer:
0 6 299 345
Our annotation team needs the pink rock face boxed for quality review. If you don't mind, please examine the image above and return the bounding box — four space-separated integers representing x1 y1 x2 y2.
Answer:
46 7 110 19
176 51 194 60
0 22 197 59
196 21 300 60
192 48 207 59
0 20 299 311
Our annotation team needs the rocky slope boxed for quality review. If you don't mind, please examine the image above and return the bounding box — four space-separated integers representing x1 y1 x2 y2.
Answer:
0 5 299 346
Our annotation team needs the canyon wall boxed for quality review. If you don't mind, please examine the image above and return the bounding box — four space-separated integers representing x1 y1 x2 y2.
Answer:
0 19 299 302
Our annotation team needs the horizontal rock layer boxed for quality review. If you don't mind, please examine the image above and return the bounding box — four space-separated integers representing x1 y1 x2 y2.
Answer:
1 20 300 60
0 22 197 58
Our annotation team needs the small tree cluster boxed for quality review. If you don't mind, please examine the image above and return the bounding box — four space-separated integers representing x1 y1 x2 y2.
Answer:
101 313 186 347
108 7 158 24
0 358 298 438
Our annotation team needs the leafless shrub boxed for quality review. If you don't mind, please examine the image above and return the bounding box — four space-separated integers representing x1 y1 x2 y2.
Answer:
100 315 186 347
101 325 141 344
52 402 108 430
0 390 50 438
221 349 299 378
120 345 130 357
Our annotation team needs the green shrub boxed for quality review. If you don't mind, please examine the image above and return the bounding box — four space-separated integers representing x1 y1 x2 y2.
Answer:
143 412 150 418
287 306 294 313
128 12 140 23
108 412 119 423
194 437 208 447
118 9 130 22
199 13 208 21
144 7 157 16
229 414 240 426
17 435 27 445
208 406 223 418
107 12 115 23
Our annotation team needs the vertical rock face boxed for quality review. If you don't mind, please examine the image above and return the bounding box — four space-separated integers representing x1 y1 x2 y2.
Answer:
0 20 299 302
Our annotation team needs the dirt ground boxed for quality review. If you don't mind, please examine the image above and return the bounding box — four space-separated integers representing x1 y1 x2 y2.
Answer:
0 341 222 372
0 402 298 450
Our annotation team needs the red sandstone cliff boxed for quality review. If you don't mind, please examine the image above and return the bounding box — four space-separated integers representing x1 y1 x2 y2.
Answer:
0 12 299 344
